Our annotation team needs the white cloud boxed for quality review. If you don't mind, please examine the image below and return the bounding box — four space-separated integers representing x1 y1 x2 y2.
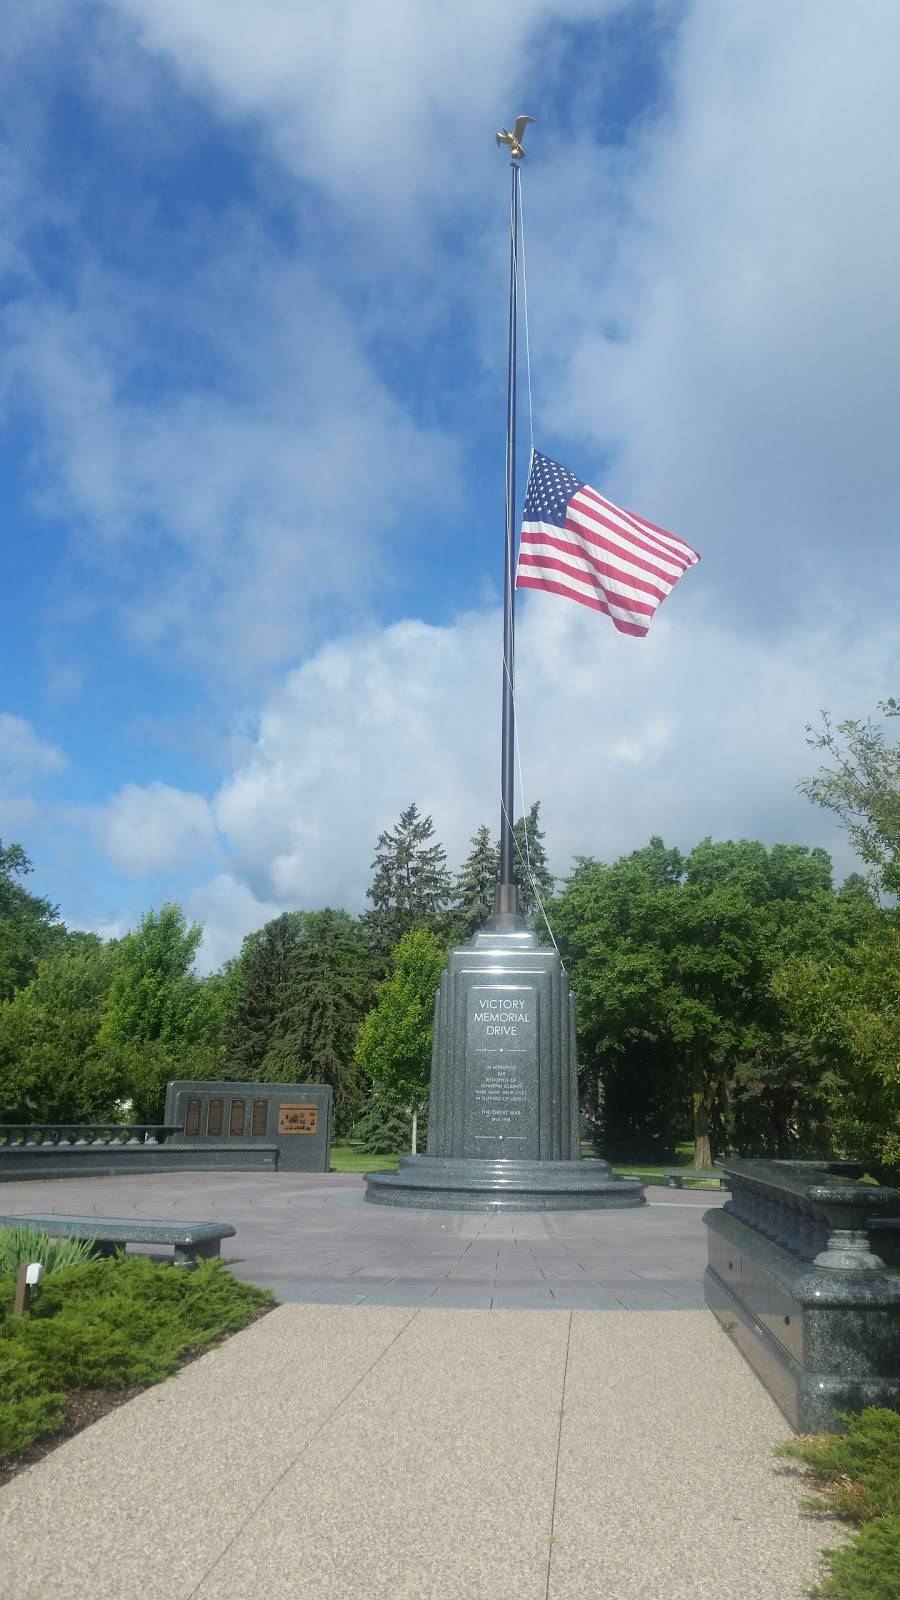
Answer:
190 595 897 963
2 252 458 678
0 714 66 837
91 781 218 878
111 0 624 223
188 873 284 975
0 713 65 777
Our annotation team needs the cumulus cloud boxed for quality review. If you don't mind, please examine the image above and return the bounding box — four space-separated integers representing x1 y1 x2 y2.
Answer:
0 714 65 777
193 595 894 960
90 781 218 878
188 873 284 975
111 0 625 224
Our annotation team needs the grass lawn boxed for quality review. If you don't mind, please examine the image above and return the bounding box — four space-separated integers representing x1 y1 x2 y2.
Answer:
330 1145 403 1173
331 1141 720 1185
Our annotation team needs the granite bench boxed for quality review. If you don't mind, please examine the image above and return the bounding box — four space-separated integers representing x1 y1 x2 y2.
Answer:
0 1212 236 1265
665 1169 727 1189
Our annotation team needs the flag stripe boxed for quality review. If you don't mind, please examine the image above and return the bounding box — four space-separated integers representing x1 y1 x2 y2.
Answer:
579 484 699 566
517 549 658 621
569 495 692 577
519 530 668 604
514 451 700 637
516 574 650 635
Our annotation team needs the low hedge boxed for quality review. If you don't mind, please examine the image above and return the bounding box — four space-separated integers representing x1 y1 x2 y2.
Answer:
777 1409 900 1598
0 1254 272 1466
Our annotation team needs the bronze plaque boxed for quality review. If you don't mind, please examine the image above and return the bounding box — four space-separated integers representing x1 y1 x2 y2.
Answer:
251 1099 268 1137
206 1097 224 1137
229 1098 246 1137
278 1104 318 1135
184 1096 201 1137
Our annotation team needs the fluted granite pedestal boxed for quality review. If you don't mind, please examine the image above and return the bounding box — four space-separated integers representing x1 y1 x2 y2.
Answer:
365 912 645 1212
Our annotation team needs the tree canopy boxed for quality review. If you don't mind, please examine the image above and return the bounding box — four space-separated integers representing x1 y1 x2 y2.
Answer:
354 928 446 1153
365 803 451 955
0 840 64 1005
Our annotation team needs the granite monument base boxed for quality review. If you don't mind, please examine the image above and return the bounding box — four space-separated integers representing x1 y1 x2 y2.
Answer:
364 911 645 1212
365 1154 644 1210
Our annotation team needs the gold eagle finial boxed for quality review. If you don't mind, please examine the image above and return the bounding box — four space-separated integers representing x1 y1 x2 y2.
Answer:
496 115 535 161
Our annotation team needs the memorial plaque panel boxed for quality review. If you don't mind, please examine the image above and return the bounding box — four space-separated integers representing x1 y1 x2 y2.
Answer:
206 1097 224 1137
229 1098 246 1137
184 1097 201 1137
251 1099 268 1137
464 983 539 1158
278 1104 318 1134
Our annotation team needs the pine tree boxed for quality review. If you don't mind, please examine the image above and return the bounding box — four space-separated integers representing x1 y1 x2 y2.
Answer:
513 801 555 917
279 910 374 1127
223 912 305 1078
365 803 451 956
452 824 499 941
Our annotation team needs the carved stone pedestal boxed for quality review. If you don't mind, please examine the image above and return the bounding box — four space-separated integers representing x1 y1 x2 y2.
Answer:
365 914 645 1212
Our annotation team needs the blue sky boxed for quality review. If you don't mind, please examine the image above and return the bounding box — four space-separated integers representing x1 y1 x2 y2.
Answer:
2 1 899 969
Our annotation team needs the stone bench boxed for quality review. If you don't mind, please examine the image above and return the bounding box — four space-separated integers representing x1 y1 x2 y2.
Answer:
665 1169 727 1189
0 1212 236 1265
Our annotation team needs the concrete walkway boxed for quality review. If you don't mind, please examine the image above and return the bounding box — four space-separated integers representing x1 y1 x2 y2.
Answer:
0 1174 840 1597
0 1304 837 1600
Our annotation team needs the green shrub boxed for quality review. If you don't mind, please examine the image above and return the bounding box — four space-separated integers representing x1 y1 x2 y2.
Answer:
0 1225 99 1277
0 1255 271 1466
777 1409 900 1522
812 1514 900 1599
0 1393 65 1461
777 1410 900 1598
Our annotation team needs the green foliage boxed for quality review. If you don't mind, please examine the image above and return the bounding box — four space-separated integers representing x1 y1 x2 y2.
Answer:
452 824 499 941
365 803 451 957
0 1392 65 1462
801 699 900 897
513 802 555 918
224 909 373 1126
355 928 446 1151
777 1409 900 1523
0 934 121 1122
0 1226 99 1276
773 931 900 1180
98 905 223 1121
777 1410 900 1599
550 836 875 1167
353 1096 421 1155
0 840 64 1005
0 1255 271 1466
812 1515 900 1599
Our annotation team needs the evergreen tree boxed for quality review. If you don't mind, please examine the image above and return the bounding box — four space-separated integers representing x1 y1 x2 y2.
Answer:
365 803 451 956
223 912 306 1077
452 824 499 941
513 802 555 917
276 910 374 1126
223 910 375 1123
0 840 64 1003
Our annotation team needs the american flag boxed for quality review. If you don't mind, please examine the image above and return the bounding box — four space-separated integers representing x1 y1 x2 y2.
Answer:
515 451 700 637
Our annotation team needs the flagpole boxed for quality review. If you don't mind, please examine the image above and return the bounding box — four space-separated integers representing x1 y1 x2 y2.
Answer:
494 117 532 917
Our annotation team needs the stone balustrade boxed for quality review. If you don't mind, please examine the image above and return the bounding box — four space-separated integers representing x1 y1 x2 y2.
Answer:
0 1123 177 1148
720 1157 900 1271
705 1157 900 1431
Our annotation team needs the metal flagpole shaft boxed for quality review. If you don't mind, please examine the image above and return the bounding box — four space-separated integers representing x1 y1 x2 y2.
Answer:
493 117 533 916
498 157 519 903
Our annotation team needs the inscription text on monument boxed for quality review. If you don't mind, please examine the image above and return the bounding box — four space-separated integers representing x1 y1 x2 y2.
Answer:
464 984 538 1156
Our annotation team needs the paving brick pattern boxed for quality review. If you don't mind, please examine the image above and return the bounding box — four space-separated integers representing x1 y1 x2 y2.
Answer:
0 1170 721 1307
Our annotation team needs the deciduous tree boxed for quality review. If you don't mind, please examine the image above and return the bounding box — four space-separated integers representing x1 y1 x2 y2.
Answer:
355 928 446 1153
